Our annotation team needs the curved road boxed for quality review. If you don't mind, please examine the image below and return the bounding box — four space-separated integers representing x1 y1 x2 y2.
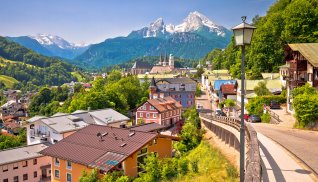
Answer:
252 123 318 177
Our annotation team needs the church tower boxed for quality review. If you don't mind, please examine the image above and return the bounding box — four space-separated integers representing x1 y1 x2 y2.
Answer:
163 52 167 66
169 54 174 69
158 53 162 65
149 77 158 99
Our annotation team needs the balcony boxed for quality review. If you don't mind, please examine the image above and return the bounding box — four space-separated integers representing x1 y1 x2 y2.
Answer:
289 60 307 71
29 130 50 140
289 80 307 88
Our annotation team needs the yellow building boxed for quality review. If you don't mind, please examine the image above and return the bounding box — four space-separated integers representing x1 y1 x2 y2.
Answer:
40 124 179 181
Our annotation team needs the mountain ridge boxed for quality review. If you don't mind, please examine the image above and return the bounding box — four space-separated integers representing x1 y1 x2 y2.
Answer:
7 34 90 59
76 11 232 68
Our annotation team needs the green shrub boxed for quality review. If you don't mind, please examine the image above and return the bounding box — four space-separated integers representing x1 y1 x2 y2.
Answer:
261 113 271 123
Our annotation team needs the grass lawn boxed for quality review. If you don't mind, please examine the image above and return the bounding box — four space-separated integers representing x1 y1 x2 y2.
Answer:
0 75 19 88
173 141 239 182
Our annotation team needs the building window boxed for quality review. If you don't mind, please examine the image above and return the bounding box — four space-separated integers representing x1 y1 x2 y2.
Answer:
54 158 60 166
2 165 8 172
30 124 34 129
143 105 146 110
153 113 157 118
150 106 154 110
137 147 148 172
22 161 28 167
153 139 157 145
13 176 18 182
67 161 72 170
140 113 143 117
146 113 150 118
55 170 60 179
3 179 8 182
53 139 58 143
34 171 37 178
23 174 28 181
33 159 37 165
67 173 72 182
13 163 18 170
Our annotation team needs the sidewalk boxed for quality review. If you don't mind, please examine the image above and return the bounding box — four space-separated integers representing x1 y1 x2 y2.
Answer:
258 133 314 182
269 107 296 128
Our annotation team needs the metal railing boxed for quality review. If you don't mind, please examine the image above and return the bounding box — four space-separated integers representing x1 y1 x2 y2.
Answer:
199 113 262 182
266 108 282 124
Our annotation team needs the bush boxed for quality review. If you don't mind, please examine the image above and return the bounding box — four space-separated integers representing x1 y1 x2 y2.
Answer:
261 113 271 123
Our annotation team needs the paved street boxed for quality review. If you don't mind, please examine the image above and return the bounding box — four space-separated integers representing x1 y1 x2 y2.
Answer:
252 123 318 177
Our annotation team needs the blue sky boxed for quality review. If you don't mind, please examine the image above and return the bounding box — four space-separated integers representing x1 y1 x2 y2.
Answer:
0 0 275 44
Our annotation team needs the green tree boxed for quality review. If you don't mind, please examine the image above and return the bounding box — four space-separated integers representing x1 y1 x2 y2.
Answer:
254 81 271 96
135 153 161 182
79 169 99 182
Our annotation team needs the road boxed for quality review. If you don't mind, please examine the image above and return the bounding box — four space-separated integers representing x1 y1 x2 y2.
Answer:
252 123 318 178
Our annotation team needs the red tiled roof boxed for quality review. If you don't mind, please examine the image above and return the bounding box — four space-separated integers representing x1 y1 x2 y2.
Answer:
220 84 237 94
40 124 157 172
147 96 182 113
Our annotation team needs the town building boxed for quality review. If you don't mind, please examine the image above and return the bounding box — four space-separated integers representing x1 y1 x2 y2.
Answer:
135 96 182 126
40 124 179 181
220 83 238 100
130 60 152 75
201 69 232 95
26 109 130 145
212 80 237 101
236 79 282 104
149 77 196 108
0 143 51 182
150 54 176 74
284 43 318 113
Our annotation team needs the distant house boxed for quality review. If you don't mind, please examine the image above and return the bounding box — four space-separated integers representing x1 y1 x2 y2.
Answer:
26 109 130 145
149 77 197 108
0 100 26 121
0 143 51 182
212 80 237 100
284 43 318 113
201 69 232 96
237 80 282 104
40 124 179 181
135 96 182 126
128 122 166 132
130 60 152 75
220 83 237 100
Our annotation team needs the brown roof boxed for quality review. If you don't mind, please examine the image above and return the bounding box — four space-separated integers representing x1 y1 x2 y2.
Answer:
220 84 237 95
147 96 182 113
129 122 166 132
40 125 157 172
150 66 173 74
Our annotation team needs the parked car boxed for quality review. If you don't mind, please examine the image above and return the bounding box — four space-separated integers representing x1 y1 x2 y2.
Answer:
215 109 226 116
248 115 261 123
270 101 280 109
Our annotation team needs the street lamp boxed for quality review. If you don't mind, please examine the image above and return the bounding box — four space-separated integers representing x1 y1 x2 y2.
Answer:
232 16 256 181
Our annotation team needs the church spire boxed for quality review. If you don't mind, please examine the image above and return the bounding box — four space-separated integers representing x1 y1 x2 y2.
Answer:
159 53 162 65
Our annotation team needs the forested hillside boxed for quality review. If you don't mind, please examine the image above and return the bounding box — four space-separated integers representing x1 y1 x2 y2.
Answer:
203 0 318 79
0 36 76 90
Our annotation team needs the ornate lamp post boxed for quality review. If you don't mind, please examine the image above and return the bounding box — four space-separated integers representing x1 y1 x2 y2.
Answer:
232 16 256 181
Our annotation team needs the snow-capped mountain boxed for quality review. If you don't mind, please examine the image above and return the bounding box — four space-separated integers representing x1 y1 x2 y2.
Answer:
76 11 232 68
8 34 90 59
30 34 88 49
129 11 230 38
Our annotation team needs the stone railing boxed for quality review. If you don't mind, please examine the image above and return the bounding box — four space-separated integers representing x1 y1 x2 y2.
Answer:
199 113 262 182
